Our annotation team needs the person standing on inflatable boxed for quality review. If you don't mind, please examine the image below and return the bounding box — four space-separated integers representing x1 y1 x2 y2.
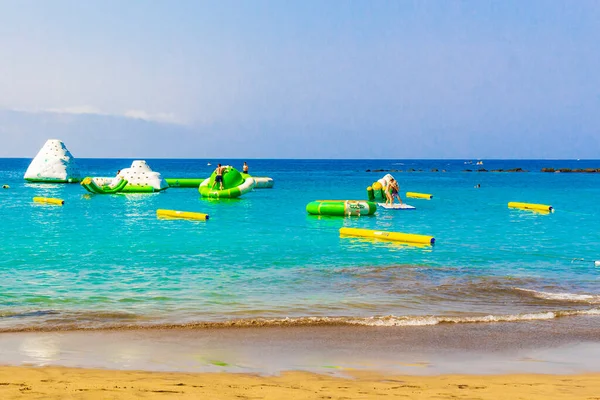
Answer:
389 178 403 205
211 164 225 190
243 161 249 174
385 183 393 205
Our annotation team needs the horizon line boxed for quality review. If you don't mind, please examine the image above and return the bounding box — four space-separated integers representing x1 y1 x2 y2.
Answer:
1 157 599 161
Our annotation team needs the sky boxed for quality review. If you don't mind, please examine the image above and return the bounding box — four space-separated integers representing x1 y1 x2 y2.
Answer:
0 0 599 158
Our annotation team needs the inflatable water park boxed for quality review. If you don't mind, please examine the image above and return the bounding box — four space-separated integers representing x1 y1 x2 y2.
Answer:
17 138 568 248
23 139 275 197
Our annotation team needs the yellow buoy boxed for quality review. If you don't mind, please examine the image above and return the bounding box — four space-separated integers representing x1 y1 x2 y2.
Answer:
33 197 64 206
406 192 433 200
508 202 553 213
340 227 435 245
2 185 9 189
156 209 209 221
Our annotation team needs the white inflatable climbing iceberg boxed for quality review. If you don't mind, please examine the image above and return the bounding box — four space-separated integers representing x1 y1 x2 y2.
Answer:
24 139 81 183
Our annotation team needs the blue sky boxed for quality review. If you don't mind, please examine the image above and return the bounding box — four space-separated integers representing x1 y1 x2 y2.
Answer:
0 0 599 158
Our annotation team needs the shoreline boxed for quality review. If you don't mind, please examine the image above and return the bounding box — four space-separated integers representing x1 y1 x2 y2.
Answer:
1 367 600 399
2 319 600 398
3 306 599 332
1 318 600 376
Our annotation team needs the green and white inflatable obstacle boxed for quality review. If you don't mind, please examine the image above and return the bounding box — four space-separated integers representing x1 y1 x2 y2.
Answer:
81 160 168 194
199 166 255 198
243 174 274 188
306 200 377 216
24 139 81 183
165 178 205 188
167 175 273 189
81 177 129 194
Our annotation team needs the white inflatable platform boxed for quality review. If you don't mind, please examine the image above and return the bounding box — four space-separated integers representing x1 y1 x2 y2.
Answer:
378 203 416 210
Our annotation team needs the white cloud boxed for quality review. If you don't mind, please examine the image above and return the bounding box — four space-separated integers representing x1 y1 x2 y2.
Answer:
123 110 185 125
45 105 106 115
7 106 186 125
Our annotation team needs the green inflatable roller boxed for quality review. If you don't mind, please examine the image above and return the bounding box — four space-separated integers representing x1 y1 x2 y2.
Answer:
165 178 206 188
120 185 156 193
242 174 274 189
306 200 377 216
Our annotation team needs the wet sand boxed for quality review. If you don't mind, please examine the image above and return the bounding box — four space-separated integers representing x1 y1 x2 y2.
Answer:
1 318 600 398
2 318 600 375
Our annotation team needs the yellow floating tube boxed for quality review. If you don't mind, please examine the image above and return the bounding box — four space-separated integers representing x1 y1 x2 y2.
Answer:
406 192 433 200
33 197 64 206
156 209 209 221
508 202 553 213
340 227 435 245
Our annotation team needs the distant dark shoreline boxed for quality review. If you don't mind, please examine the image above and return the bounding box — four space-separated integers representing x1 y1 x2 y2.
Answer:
366 167 600 173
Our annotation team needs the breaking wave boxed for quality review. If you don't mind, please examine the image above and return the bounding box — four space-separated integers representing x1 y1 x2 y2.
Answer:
1 308 600 332
515 288 600 304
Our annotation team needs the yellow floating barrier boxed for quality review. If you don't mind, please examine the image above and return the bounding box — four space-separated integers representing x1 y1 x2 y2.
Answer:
33 197 64 206
406 192 433 200
156 209 209 221
508 202 553 213
340 227 435 245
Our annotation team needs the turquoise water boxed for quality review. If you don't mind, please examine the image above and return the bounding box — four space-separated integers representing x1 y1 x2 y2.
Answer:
1 158 600 331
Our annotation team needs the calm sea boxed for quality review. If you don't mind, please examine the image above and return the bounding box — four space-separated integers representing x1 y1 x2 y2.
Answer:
1 158 599 331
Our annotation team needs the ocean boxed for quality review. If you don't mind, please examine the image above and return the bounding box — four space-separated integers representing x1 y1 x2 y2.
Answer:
1 158 599 332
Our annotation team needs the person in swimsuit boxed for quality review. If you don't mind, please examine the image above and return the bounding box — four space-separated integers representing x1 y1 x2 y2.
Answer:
212 164 224 190
389 178 403 205
243 161 248 174
385 182 393 205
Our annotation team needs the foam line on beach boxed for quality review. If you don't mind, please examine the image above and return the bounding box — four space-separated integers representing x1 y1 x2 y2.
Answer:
351 309 600 326
2 309 600 332
515 288 600 303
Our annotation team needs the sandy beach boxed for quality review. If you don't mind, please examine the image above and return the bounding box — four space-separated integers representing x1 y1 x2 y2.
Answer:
3 0 600 398
1 366 600 399
1 321 600 398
